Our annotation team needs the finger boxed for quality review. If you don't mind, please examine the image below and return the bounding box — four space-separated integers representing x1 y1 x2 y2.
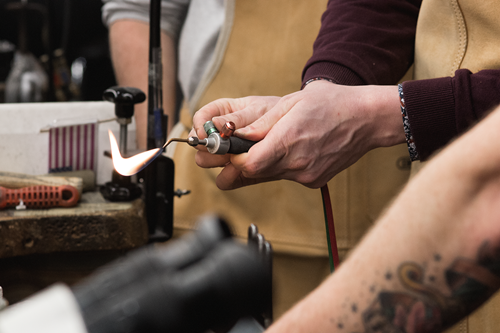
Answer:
195 151 230 168
211 97 281 131
193 99 232 138
211 109 263 133
193 98 255 138
229 139 284 180
194 96 280 138
215 163 263 190
235 97 298 141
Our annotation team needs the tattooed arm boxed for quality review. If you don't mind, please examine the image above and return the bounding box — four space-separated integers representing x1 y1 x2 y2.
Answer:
266 104 500 333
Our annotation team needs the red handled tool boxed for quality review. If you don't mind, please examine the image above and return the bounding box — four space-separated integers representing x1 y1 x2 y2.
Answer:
0 185 79 209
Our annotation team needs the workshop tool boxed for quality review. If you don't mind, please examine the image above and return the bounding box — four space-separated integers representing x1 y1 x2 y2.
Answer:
142 0 176 242
103 86 146 156
194 120 257 155
0 171 83 195
109 120 257 176
101 86 145 201
0 185 79 209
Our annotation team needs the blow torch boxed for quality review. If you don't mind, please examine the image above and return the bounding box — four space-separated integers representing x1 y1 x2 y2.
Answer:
109 121 256 176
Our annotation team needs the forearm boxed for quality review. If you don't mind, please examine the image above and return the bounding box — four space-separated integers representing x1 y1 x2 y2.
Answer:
267 105 500 333
302 0 421 86
109 20 177 150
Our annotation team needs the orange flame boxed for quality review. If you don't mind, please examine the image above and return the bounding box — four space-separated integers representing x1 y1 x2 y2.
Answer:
108 130 161 176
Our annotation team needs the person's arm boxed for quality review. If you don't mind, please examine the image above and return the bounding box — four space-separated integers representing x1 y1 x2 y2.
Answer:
108 20 177 150
266 103 500 333
402 69 500 160
103 0 188 150
189 0 421 189
302 0 422 86
191 80 404 190
305 0 500 161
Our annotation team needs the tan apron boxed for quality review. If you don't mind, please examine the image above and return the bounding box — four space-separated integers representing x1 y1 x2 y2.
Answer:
169 0 411 318
413 0 500 331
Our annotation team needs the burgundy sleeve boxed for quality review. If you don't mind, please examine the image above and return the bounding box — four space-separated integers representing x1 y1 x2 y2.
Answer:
302 0 422 86
402 69 500 160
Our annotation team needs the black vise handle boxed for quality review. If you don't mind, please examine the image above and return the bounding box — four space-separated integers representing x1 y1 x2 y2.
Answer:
228 136 258 154
103 86 146 119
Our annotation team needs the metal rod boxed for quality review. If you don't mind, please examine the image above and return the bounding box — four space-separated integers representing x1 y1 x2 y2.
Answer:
162 138 189 149
119 123 128 155
148 0 164 149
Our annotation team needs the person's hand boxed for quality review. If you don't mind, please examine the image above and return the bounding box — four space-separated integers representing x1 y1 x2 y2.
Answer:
189 95 281 173
192 80 404 190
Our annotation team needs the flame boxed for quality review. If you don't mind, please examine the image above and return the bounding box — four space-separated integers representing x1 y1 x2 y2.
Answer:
108 130 161 176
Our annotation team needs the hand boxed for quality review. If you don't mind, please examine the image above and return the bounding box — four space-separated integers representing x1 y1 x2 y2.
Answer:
190 95 280 174
193 80 404 190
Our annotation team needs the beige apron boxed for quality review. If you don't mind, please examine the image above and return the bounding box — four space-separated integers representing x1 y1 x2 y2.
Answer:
413 0 500 331
169 0 411 319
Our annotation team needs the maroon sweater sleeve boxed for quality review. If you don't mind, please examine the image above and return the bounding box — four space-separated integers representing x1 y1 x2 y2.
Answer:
302 0 422 86
402 69 500 160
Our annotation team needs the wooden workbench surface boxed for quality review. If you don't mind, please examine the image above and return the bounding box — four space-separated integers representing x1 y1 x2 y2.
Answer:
0 192 148 259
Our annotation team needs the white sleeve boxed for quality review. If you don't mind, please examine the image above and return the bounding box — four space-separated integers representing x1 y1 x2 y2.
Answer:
0 284 88 333
101 0 191 40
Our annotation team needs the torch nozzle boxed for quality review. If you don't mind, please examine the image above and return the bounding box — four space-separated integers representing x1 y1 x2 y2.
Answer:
187 137 208 147
161 137 207 149
162 138 189 149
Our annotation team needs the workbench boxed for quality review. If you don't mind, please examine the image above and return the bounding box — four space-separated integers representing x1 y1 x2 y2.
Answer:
0 102 150 304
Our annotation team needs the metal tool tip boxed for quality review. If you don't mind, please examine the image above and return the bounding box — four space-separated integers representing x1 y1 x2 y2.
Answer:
188 137 199 146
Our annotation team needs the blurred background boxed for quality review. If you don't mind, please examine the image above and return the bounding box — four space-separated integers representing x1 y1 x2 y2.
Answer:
0 0 116 103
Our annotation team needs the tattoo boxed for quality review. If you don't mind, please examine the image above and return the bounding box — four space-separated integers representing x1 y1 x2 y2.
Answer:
358 241 500 333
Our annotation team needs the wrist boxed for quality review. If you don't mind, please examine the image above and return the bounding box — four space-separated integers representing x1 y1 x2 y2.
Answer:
301 77 334 90
362 85 406 149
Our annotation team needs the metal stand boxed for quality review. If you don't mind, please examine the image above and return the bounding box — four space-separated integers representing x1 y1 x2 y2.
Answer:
145 0 175 241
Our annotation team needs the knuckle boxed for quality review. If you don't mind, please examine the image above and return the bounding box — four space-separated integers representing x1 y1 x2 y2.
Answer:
241 160 262 178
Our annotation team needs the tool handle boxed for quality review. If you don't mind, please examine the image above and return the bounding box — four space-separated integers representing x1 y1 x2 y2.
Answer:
228 137 257 154
0 185 80 209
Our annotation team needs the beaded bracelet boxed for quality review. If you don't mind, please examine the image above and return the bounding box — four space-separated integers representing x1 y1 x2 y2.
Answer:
398 84 419 161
